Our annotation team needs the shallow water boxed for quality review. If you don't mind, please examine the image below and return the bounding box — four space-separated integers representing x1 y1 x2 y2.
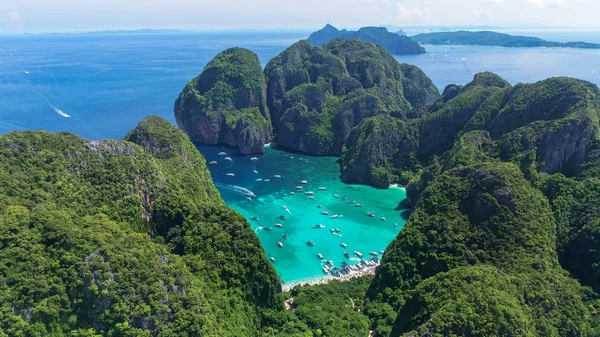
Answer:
198 144 407 283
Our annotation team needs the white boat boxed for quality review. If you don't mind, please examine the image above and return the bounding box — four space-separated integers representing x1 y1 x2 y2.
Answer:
264 179 271 182
333 194 340 198
394 223 398 227
308 196 315 200
381 217 386 221
330 228 335 233
226 173 235 177
301 180 308 184
330 215 339 219
274 223 283 228
318 187 326 190
321 210 329 215
354 251 363 258
355 204 362 207
209 161 217 165
250 157 258 161
316 204 322 209
379 250 385 254
340 243 348 248
366 212 375 217
318 253 324 259
274 175 281 178
224 157 232 161
218 152 226 156
323 266 329 274
370 251 378 256
256 178 263 182
296 186 303 189
312 224 325 229
282 205 288 211
305 191 314 195
335 228 340 233
270 257 275 262
253 170 258 174
278 242 284 248
289 192 295 195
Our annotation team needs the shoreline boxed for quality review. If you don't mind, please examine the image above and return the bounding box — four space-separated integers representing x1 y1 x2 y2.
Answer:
281 261 380 292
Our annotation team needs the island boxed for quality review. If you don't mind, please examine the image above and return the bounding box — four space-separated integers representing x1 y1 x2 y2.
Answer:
412 30 600 48
307 24 425 54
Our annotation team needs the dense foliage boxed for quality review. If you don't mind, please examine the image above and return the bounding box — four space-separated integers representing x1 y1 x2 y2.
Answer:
174 47 272 154
411 30 600 48
0 116 279 336
308 24 425 54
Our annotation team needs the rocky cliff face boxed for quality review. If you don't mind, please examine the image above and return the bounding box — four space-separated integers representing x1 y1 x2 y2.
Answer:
265 38 439 156
174 47 272 154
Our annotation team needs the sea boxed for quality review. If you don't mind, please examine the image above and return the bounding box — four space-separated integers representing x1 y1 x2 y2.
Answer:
1 29 599 282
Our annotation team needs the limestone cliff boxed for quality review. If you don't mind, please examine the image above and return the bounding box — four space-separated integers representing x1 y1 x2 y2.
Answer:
174 47 272 154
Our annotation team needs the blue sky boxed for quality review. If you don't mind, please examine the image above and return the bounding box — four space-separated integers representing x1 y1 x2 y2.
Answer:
1 0 598 33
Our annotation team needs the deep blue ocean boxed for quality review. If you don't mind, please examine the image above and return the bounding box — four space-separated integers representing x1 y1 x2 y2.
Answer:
1 29 599 282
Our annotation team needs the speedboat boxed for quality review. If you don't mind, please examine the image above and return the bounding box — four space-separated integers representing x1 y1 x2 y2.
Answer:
354 251 363 258
270 257 275 262
282 205 288 211
226 173 235 177
341 197 347 201
312 224 325 229
279 215 287 220
323 266 329 274
347 200 355 204
224 157 232 161
316 204 322 209
251 216 259 221
370 251 378 256
282 234 288 240
274 223 283 228
381 217 386 221
300 180 308 184
264 179 271 182
330 215 339 219
305 191 314 196
250 157 258 161
318 253 324 259
253 170 258 174
218 152 226 156
340 242 348 248
321 210 329 215
308 196 315 200
306 241 314 247
256 178 263 182
296 186 303 189
335 228 340 233
333 194 339 198
318 187 326 190
366 211 375 217
209 161 217 165
278 242 284 248
264 226 273 231
289 192 295 195
274 175 281 178
355 204 363 207
330 228 335 233
344 252 351 259
379 250 385 254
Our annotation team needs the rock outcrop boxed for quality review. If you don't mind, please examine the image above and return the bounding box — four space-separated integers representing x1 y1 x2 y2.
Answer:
174 47 272 154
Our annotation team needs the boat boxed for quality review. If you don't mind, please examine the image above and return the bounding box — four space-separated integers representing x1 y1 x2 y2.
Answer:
226 173 235 177
394 223 398 227
355 204 362 207
340 242 348 248
321 210 329 215
300 180 308 184
279 215 287 220
289 192 295 195
256 178 263 182
312 224 325 229
323 266 329 274
264 226 273 231
370 251 378 256
250 157 258 161
333 194 340 198
341 197 347 201
295 186 303 189
347 200 355 204
354 251 363 258
264 179 271 182
282 234 288 240
224 157 232 161
275 223 283 228
379 250 385 254
251 216 259 221
366 211 375 217
278 242 284 248
253 170 258 174
209 161 217 165
330 215 339 219
305 191 314 196
316 204 322 209
335 228 340 233
308 196 315 200
344 252 351 259
318 187 326 190
270 257 275 262
306 241 314 247
381 217 386 221
330 228 335 233
282 205 288 211
318 253 324 259
218 152 226 156
274 175 281 178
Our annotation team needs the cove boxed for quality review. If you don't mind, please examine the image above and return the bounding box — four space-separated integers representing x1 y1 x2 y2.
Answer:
197 144 407 283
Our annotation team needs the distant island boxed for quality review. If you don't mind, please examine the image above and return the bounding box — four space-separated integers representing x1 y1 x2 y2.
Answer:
411 30 600 49
307 24 425 55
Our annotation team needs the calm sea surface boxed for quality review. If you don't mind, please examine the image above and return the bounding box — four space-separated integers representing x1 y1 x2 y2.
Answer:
1 30 598 281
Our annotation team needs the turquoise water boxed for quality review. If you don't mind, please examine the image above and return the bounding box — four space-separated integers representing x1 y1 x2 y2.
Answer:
198 145 407 283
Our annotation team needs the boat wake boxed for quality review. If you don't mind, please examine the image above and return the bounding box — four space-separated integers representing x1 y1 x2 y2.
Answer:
214 183 257 199
51 104 70 118
254 226 264 233
331 233 343 238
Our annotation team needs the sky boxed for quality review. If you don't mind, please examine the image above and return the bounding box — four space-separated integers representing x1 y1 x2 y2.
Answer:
0 0 598 33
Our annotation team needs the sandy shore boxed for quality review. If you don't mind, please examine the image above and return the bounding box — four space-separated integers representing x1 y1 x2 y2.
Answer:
282 261 380 292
